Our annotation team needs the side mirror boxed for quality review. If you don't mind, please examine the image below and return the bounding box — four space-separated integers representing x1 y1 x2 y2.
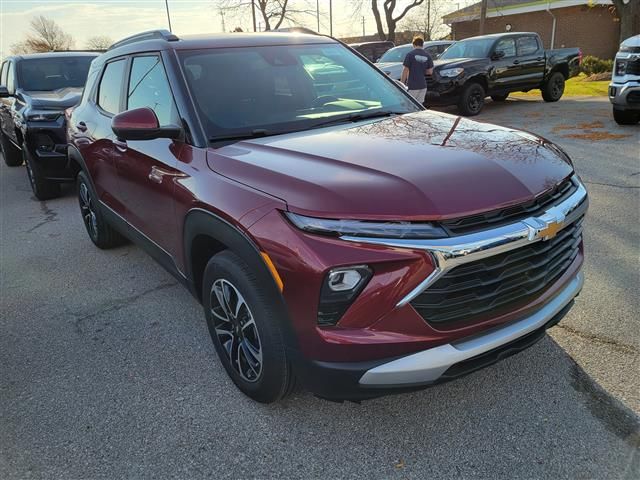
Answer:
491 51 505 61
111 107 181 141
0 86 11 98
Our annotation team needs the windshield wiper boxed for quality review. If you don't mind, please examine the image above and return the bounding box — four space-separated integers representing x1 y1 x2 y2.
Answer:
209 129 272 143
309 110 404 130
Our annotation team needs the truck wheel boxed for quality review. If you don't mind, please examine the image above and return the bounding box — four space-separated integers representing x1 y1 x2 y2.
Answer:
202 251 295 403
491 93 509 102
458 82 486 116
542 72 565 102
613 108 640 125
1 132 23 167
23 146 61 201
77 171 125 249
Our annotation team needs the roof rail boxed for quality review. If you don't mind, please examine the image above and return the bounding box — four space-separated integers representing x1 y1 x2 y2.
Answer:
108 30 179 51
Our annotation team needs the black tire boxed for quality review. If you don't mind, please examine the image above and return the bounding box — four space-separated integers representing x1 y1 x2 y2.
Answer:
542 72 565 102
23 146 61 201
1 132 23 166
458 82 486 116
613 108 640 125
203 250 295 403
491 93 509 102
77 171 125 249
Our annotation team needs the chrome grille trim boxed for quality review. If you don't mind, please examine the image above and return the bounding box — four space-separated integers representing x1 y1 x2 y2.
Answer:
341 176 588 307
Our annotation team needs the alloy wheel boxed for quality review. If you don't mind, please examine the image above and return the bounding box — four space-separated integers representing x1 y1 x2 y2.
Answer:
468 88 482 113
79 182 98 240
210 278 263 383
552 78 563 98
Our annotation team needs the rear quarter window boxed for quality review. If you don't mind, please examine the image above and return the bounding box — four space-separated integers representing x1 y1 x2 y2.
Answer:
97 59 126 115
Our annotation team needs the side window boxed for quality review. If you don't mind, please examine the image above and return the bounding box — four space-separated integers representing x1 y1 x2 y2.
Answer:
127 55 178 127
438 44 449 54
425 46 439 57
6 62 15 93
517 36 540 56
98 59 126 115
495 38 516 58
0 62 7 86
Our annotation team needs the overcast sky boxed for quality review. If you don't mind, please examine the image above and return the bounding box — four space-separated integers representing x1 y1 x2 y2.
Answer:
0 0 477 58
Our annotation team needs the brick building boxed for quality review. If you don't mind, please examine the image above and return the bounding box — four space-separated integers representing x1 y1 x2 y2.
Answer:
443 0 621 59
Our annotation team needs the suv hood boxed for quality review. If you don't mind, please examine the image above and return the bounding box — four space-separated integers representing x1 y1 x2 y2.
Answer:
434 57 489 72
207 110 573 220
22 87 84 109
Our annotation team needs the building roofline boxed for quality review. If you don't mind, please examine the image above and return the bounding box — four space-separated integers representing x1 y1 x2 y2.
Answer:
443 0 612 24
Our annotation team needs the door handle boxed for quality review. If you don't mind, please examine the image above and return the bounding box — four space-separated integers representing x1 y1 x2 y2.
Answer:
148 166 187 184
76 121 87 132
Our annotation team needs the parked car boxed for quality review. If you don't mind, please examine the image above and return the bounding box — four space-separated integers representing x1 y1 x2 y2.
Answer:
349 41 395 63
0 52 99 199
427 32 581 115
69 30 588 403
375 40 454 80
609 34 640 125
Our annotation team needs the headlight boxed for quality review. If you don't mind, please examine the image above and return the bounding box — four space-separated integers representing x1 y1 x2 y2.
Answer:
284 212 447 239
27 110 62 122
439 68 464 78
615 61 626 76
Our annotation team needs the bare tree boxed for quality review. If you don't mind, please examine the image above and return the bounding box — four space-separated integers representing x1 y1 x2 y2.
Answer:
85 35 113 51
401 0 448 41
11 15 74 54
215 0 315 31
351 0 425 42
611 0 640 44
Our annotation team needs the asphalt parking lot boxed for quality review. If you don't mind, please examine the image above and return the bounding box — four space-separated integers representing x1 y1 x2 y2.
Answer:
1 96 638 479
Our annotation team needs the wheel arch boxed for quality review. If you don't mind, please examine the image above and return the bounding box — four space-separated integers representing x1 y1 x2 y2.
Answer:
549 63 569 80
466 74 488 93
184 208 298 348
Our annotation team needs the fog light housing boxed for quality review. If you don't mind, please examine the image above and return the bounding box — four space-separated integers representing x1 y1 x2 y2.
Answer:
318 265 372 326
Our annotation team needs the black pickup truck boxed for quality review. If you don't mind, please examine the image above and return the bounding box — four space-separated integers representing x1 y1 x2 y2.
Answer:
426 32 581 115
0 52 99 199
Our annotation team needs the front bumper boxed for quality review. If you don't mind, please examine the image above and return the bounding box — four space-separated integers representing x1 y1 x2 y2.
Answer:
609 80 640 111
296 271 582 400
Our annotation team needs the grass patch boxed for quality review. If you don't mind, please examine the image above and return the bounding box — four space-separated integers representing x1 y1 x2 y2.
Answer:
513 74 609 97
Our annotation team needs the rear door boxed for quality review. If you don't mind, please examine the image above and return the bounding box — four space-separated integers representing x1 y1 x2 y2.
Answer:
490 37 521 92
112 53 183 255
515 35 545 88
88 57 128 215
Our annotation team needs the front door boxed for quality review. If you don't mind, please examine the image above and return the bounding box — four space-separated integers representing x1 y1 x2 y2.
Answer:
112 54 183 257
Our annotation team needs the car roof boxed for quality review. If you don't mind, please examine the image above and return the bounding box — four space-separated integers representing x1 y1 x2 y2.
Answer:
349 41 394 47
102 32 335 58
391 40 454 48
5 51 101 62
459 32 538 41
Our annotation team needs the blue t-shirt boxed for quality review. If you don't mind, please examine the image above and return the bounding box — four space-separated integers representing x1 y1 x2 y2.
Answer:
403 48 434 90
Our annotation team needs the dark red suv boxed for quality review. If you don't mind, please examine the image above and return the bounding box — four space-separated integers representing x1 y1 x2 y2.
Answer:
68 30 588 403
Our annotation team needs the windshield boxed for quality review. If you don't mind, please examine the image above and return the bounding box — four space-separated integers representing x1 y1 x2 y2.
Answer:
439 38 495 59
18 56 95 91
377 45 412 63
179 43 419 140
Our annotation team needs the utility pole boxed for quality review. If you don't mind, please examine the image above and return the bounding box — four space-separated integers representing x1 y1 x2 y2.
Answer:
362 16 365 36
165 0 172 32
252 0 257 32
427 0 431 40
329 0 333 37
317 0 320 32
220 9 226 32
479 0 487 35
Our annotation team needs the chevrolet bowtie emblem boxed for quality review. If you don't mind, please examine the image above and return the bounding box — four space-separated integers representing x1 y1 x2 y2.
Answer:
538 220 563 240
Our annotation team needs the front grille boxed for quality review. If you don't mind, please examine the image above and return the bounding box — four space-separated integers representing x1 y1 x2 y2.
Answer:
441 178 577 235
410 217 583 326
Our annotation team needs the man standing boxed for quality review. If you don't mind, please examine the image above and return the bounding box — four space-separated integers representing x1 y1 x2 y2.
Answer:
401 36 434 104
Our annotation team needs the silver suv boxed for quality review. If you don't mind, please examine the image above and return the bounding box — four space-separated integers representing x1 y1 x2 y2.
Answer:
609 34 640 125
